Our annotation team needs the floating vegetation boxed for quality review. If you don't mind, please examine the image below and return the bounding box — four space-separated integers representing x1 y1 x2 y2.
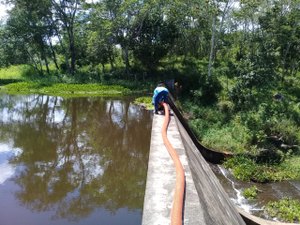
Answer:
133 96 154 110
242 186 258 200
265 198 300 223
0 82 131 97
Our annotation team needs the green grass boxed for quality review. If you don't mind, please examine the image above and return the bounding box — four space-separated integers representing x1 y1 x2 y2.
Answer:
280 156 300 178
0 65 30 80
0 82 131 97
201 122 252 154
265 198 300 223
188 105 251 154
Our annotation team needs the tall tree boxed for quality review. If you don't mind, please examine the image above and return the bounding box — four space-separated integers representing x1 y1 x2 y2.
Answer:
51 0 82 75
6 0 53 74
129 1 178 72
207 0 236 79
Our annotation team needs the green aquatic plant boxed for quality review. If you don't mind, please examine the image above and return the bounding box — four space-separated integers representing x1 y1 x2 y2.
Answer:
242 186 258 200
0 82 131 97
133 96 154 110
265 198 300 223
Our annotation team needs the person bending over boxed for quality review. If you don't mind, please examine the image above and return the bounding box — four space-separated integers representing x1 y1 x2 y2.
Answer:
152 83 169 114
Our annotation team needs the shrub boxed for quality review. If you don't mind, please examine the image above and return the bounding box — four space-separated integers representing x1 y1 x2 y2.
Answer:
217 100 234 114
268 118 300 146
224 155 300 182
224 156 257 181
201 119 252 153
192 76 222 105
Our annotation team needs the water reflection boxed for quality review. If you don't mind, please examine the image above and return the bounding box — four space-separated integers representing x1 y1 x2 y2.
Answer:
0 94 152 225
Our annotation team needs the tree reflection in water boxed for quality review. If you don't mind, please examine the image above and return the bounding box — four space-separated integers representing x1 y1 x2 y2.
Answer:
0 94 152 222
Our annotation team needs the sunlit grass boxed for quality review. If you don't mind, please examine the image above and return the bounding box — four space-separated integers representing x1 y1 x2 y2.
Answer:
281 156 300 177
0 65 30 80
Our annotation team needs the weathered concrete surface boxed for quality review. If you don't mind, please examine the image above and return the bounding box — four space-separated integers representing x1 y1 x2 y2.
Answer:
142 112 245 225
174 112 246 225
142 113 202 225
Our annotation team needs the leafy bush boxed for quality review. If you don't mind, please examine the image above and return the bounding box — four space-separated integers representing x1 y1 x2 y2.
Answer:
268 118 300 146
201 118 252 153
224 155 300 182
217 100 234 114
224 156 257 181
192 76 222 105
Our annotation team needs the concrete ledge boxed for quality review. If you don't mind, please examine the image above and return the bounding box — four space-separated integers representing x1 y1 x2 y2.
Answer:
142 113 202 225
174 112 245 225
142 112 245 224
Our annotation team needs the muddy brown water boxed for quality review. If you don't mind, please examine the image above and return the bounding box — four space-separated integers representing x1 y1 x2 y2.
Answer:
210 163 300 220
0 94 152 225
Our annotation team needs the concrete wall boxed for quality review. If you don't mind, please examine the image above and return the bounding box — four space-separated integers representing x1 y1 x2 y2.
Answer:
142 112 246 225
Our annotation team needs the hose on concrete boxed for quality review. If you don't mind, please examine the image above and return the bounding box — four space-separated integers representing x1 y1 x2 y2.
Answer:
161 102 185 225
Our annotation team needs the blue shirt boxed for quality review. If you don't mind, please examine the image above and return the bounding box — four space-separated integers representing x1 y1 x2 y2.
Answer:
152 87 169 106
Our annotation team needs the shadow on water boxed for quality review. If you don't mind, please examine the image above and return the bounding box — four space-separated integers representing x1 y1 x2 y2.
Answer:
0 94 152 225
210 163 300 220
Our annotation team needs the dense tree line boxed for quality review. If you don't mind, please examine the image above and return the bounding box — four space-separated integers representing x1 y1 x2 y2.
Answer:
0 0 299 89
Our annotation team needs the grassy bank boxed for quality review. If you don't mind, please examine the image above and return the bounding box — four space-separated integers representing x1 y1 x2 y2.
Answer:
0 65 154 97
185 100 300 182
182 71 300 183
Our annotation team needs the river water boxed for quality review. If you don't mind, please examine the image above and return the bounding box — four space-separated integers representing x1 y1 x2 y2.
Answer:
0 94 152 225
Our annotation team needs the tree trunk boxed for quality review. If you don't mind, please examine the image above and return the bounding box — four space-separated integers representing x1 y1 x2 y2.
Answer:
38 54 44 76
44 56 50 75
109 56 115 70
48 36 59 70
102 63 105 73
208 15 216 80
68 27 76 75
123 45 130 75
26 50 42 75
